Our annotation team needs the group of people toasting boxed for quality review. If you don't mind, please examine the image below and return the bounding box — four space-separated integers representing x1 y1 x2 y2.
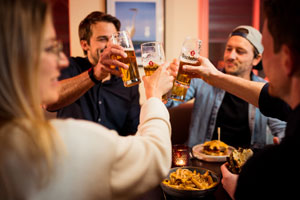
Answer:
0 0 299 199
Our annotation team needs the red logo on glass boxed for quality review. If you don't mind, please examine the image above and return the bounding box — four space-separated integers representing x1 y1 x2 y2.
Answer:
190 50 195 56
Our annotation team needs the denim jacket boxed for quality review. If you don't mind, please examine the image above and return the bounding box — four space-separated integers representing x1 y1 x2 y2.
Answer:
166 74 286 148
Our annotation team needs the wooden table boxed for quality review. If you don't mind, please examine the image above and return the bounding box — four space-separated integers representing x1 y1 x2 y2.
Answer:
136 158 232 200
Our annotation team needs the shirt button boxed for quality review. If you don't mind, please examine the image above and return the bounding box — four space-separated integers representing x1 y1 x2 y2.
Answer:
98 118 101 122
98 100 102 105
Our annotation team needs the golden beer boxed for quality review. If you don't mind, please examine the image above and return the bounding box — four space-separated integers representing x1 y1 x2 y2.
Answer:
143 62 160 76
170 60 200 101
176 60 199 84
111 50 141 87
170 80 189 101
142 61 170 101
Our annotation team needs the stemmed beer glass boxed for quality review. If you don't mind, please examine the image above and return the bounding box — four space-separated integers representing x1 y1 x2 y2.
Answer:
141 42 165 76
141 42 169 100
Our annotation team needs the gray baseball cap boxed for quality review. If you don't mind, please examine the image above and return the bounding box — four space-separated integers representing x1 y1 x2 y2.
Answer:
229 25 264 55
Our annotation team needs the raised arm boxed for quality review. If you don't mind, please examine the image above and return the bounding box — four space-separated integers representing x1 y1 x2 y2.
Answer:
111 64 174 199
46 44 128 111
183 56 265 107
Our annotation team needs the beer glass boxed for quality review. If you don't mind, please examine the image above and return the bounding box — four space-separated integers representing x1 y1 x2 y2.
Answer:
141 42 169 101
170 37 202 101
111 31 141 87
141 42 165 76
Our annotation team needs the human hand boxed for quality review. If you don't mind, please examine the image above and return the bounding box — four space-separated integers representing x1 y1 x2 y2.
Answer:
273 137 280 145
182 56 222 85
220 163 239 200
167 58 179 78
94 43 129 80
143 63 174 100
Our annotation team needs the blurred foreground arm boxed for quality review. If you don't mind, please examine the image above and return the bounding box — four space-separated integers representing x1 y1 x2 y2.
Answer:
183 56 265 107
111 63 174 199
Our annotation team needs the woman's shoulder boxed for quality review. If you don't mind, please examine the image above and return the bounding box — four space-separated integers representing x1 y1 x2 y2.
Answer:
50 118 104 130
49 118 119 143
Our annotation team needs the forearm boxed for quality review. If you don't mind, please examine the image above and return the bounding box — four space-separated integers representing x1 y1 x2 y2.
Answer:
183 56 265 107
211 73 265 107
46 71 95 111
111 98 171 199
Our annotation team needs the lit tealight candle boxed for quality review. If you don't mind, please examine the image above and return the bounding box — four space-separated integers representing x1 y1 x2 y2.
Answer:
172 144 189 167
176 159 185 166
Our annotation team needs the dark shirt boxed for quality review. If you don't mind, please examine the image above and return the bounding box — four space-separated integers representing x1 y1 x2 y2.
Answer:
258 83 291 121
212 92 251 148
56 57 140 136
235 84 299 199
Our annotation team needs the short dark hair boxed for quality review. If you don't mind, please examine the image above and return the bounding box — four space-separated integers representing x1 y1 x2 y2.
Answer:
78 11 121 55
263 0 300 68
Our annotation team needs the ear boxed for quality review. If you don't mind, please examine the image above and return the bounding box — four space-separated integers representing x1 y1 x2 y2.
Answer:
252 54 262 66
80 40 89 52
281 44 294 77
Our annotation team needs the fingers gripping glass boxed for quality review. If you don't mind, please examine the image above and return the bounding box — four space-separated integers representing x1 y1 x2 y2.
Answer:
111 31 141 87
170 37 202 102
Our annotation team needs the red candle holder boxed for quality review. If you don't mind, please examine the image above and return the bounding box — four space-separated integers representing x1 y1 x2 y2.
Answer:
172 144 190 167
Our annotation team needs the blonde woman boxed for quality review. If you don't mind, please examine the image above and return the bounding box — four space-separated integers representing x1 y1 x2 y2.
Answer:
0 0 174 199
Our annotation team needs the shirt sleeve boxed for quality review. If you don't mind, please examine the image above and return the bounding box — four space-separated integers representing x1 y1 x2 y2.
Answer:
51 97 171 200
235 143 291 200
111 97 172 200
267 116 286 139
259 83 291 121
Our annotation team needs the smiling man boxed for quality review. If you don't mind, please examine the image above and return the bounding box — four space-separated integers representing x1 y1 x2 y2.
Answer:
167 25 286 149
177 1 300 198
46 12 140 136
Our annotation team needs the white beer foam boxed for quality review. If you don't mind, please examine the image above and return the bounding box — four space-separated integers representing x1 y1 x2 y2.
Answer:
180 57 199 64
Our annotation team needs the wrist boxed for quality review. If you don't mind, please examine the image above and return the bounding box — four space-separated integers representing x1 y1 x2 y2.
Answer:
147 95 162 101
88 67 101 84
209 69 223 86
145 90 162 100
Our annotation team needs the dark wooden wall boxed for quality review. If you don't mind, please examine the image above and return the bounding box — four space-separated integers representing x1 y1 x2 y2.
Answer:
209 0 253 67
51 0 70 57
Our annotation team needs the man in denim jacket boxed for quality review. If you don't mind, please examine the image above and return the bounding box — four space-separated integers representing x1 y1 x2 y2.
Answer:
167 25 286 149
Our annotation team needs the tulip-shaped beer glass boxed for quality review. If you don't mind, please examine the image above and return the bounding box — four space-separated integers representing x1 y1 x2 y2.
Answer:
141 41 165 76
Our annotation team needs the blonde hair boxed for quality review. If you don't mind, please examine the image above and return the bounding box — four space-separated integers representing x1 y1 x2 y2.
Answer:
0 0 60 198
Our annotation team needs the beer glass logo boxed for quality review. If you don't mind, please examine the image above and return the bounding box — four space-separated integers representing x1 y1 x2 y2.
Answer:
149 61 153 66
190 50 195 56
